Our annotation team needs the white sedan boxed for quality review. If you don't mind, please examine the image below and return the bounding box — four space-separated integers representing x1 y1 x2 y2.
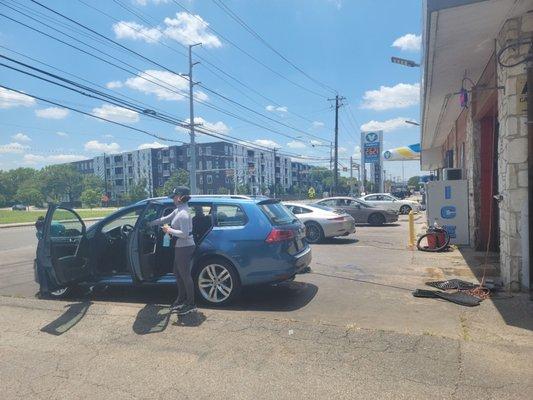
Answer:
283 202 355 243
359 193 420 214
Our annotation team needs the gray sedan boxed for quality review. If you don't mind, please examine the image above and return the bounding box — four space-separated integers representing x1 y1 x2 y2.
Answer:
314 197 398 226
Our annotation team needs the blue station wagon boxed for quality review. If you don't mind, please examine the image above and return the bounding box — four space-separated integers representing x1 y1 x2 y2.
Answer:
35 196 312 305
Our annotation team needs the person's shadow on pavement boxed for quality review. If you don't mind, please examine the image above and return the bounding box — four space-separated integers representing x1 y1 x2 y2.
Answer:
132 304 171 335
173 311 206 327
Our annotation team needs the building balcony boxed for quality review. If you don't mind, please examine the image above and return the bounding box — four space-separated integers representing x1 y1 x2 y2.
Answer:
162 157 169 163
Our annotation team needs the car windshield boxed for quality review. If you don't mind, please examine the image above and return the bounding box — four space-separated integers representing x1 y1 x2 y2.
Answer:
260 202 295 225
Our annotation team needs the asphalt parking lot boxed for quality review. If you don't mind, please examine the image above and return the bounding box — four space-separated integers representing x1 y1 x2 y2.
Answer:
1 215 532 399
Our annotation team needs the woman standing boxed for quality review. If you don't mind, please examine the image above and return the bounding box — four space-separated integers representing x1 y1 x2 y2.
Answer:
150 186 196 315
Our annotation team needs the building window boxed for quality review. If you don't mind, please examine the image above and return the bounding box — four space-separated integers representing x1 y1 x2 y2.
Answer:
187 147 190 156
170 149 175 158
128 166 133 174
115 179 124 186
115 167 123 174
199 175 203 184
207 175 213 184
205 147 211 155
206 160 212 170
127 154 132 162
114 155 122 163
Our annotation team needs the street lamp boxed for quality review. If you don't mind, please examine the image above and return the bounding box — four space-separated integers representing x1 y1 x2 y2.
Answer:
310 141 333 171
391 56 420 68
405 120 420 126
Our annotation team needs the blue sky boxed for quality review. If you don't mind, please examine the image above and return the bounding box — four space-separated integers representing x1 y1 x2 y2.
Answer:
0 0 422 180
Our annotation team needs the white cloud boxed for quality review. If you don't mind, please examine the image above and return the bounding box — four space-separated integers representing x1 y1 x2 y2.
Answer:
84 140 121 153
35 107 69 120
112 21 163 43
164 12 221 48
254 139 280 149
327 0 343 9
176 117 230 134
392 34 421 52
23 154 86 165
134 0 170 5
0 88 35 109
56 131 68 137
106 80 124 89
92 104 139 123
338 147 347 154
103 134 114 138
11 133 31 142
287 140 306 149
0 142 27 154
138 141 166 150
352 146 361 160
124 70 208 102
360 117 415 133
265 105 288 113
312 121 325 129
114 12 221 49
361 83 420 111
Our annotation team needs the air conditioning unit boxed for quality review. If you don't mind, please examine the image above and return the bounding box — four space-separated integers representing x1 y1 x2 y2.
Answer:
442 168 462 180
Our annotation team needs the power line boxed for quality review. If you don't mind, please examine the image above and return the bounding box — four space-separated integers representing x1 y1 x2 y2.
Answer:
3 2 329 144
211 0 337 94
169 0 330 99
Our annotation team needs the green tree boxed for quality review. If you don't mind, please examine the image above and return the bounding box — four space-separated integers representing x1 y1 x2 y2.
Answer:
82 175 105 192
407 176 421 188
125 179 149 203
39 164 83 203
236 184 249 195
157 169 189 196
0 168 38 204
80 189 101 208
218 187 230 194
15 186 44 207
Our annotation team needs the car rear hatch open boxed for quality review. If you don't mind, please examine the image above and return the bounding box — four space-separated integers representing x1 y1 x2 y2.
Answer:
258 199 307 255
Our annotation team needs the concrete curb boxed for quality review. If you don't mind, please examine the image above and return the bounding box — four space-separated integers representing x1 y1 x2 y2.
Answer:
0 217 105 229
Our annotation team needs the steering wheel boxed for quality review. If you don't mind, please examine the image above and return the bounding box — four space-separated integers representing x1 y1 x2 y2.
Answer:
120 224 134 238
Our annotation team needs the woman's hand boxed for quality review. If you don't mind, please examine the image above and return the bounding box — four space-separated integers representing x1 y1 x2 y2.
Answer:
162 225 170 234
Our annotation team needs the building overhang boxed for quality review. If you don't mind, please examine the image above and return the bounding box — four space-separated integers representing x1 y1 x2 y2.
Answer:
420 0 530 170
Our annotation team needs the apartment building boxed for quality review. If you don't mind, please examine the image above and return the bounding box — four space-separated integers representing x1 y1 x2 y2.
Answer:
68 140 312 199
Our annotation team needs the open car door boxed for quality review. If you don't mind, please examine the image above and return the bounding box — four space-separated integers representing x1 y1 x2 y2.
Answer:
36 205 90 290
127 201 162 282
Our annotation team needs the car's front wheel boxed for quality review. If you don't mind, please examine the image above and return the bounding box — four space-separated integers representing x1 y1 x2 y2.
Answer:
400 205 412 215
195 259 240 306
305 221 324 244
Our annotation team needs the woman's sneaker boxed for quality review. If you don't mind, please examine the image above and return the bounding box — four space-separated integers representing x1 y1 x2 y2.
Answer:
177 304 197 315
170 302 185 313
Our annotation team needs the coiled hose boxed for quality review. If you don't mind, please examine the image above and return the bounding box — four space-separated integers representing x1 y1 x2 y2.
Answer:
416 227 450 252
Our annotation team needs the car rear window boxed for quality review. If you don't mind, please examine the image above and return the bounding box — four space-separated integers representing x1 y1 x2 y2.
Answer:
260 202 294 225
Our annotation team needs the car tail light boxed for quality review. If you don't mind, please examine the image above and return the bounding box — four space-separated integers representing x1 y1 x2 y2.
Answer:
327 216 345 221
265 228 295 243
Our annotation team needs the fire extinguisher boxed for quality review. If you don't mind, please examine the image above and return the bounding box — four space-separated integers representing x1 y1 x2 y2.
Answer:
417 223 450 252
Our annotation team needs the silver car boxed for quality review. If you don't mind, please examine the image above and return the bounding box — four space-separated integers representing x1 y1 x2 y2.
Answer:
284 202 356 243
314 197 399 226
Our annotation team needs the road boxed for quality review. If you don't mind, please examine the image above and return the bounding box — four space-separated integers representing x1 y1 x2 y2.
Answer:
1 216 532 399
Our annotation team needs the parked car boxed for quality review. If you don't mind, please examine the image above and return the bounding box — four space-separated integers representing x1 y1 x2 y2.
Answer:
35 196 311 305
283 202 355 243
359 193 420 214
11 204 27 211
314 197 398 226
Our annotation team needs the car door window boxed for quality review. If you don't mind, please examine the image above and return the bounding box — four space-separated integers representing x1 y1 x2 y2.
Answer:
299 207 312 214
49 208 84 238
365 195 378 201
215 204 247 227
319 199 337 207
101 208 142 234
383 195 395 201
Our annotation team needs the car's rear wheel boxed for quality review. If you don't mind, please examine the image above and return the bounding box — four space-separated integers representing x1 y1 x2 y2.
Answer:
305 221 324 244
400 205 412 215
195 259 240 306
368 213 386 226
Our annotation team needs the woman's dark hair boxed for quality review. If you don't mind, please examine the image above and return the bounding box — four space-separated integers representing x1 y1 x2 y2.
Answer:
180 195 191 203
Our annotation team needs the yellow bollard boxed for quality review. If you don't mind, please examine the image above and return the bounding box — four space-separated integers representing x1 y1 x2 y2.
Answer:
408 210 415 250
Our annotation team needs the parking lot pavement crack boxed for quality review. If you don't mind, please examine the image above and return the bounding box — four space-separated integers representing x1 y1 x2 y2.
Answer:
451 340 464 399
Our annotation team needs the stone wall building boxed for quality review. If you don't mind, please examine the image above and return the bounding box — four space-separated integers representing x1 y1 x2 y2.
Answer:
420 0 532 290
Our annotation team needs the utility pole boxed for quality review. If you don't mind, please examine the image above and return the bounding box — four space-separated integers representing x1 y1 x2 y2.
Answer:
233 148 237 195
328 94 345 195
186 43 201 195
272 147 277 198
349 156 353 195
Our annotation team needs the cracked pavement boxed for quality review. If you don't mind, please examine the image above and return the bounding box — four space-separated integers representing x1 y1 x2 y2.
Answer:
0 215 532 399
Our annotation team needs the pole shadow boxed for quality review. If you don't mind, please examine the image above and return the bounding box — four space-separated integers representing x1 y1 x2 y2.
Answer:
40 301 92 336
